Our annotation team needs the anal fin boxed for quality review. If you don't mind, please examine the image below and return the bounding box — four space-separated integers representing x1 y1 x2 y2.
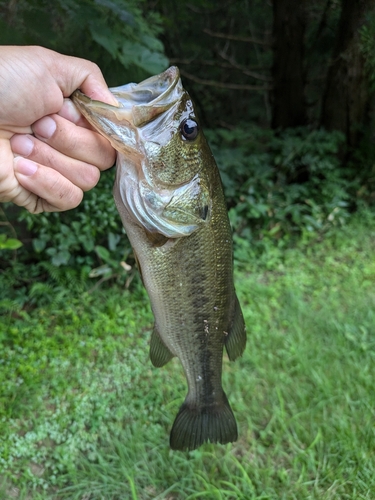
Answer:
150 324 174 367
225 295 246 361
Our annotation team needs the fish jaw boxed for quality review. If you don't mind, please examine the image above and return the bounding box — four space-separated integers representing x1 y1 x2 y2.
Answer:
71 66 183 157
110 66 183 127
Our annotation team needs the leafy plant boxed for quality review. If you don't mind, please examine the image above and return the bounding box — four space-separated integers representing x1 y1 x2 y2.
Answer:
2 125 367 290
0 234 22 250
16 168 132 274
206 126 352 258
0 0 168 80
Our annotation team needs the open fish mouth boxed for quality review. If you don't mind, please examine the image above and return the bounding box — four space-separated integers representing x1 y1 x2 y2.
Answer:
71 67 203 238
72 66 183 129
111 65 182 125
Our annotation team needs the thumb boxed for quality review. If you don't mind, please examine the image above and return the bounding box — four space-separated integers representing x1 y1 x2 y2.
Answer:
45 49 118 106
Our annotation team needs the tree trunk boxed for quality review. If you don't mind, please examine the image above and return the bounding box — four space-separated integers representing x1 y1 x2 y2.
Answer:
321 0 374 148
271 0 307 129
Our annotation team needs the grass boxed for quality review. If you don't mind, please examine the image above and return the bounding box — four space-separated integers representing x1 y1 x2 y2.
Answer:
1 211 375 499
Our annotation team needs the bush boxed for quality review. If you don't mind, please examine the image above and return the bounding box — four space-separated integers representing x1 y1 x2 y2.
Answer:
18 168 131 270
0 169 134 309
2 124 373 295
207 126 355 254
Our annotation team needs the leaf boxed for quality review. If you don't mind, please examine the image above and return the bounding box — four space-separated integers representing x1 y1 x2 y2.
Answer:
79 232 95 252
108 232 121 251
119 41 169 74
138 49 169 75
94 0 136 25
95 245 111 262
140 34 164 52
33 238 46 253
0 237 23 250
89 23 119 57
88 264 113 278
52 250 71 267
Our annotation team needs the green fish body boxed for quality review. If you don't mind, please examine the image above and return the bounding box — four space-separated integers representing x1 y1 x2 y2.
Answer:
72 67 246 451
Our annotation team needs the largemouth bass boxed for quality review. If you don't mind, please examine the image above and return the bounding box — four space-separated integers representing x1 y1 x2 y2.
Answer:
72 67 246 451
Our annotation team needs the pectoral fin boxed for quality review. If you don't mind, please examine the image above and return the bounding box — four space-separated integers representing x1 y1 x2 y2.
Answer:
150 324 174 367
224 295 246 361
132 250 144 285
145 230 169 247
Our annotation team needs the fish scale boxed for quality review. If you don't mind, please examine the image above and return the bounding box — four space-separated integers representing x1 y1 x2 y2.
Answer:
72 66 246 451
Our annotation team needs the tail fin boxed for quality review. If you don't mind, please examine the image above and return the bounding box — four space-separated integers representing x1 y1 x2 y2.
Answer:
169 392 238 451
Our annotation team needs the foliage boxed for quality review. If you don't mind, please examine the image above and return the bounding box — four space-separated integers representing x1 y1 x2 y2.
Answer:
207 126 353 259
0 0 374 286
360 10 375 93
1 213 375 497
1 169 133 286
3 124 371 285
0 0 168 82
0 235 22 251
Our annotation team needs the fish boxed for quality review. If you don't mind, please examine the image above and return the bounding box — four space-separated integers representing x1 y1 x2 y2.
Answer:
71 67 246 451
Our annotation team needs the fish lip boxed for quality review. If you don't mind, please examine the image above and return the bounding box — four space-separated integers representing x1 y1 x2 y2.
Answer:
71 66 182 127
111 66 180 107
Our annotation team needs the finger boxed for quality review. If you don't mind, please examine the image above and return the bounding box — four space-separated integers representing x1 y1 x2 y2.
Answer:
48 50 118 105
14 157 83 213
31 113 116 169
0 137 43 211
11 134 100 191
58 98 90 128
0 137 19 202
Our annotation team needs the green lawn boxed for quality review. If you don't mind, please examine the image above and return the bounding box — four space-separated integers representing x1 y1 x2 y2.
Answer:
1 212 375 499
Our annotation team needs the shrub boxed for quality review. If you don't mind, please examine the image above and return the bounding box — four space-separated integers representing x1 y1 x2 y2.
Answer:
207 126 354 255
2 124 372 292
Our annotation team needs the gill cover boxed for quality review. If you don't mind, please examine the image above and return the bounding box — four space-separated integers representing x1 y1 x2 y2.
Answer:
119 169 211 238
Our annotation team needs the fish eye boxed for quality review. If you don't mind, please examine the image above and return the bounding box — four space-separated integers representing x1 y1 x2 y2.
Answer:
180 118 199 141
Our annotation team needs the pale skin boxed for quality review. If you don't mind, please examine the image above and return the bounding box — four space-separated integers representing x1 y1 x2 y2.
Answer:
0 45 117 213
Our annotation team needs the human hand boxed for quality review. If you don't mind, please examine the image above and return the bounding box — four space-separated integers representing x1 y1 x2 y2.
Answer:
0 45 117 213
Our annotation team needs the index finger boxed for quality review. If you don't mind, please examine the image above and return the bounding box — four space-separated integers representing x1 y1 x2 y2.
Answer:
32 113 116 170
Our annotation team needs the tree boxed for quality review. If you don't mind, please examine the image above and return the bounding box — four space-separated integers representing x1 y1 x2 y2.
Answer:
321 0 375 149
271 0 307 128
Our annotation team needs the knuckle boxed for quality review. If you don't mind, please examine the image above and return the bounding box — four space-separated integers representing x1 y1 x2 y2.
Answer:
67 186 84 209
65 127 80 153
21 192 41 214
82 166 100 191
93 138 116 169
91 62 100 74
49 176 83 210
87 61 101 75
